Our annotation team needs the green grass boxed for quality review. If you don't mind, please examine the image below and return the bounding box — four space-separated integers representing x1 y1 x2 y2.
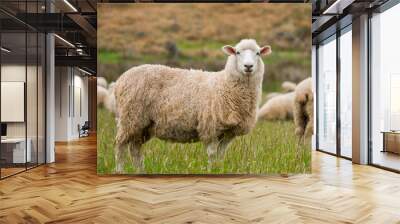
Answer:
99 49 123 64
98 46 309 68
177 40 225 51
97 107 311 175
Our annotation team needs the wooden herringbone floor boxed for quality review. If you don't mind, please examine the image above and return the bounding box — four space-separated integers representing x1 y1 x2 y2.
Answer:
1 135 400 223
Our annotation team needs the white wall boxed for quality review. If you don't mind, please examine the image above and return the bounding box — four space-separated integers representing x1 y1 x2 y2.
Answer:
55 67 69 141
55 67 89 141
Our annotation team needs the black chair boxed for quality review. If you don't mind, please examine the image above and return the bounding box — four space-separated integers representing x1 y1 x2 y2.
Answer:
79 121 90 138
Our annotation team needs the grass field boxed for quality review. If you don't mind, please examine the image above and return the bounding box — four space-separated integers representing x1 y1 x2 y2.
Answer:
97 108 311 175
97 4 312 175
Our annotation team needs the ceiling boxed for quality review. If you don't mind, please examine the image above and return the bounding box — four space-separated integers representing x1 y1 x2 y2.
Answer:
0 0 97 74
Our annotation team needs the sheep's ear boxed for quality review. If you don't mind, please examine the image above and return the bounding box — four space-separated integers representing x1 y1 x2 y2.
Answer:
260 45 272 56
222 45 236 55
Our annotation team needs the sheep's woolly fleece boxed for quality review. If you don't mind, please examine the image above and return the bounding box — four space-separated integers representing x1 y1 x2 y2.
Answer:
281 81 297 92
258 92 295 120
97 85 108 106
97 77 108 89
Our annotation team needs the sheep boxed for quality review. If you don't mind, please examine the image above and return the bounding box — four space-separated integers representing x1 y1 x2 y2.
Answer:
104 83 117 115
97 85 108 106
108 81 116 91
265 92 282 101
97 77 108 89
293 77 313 140
281 81 297 92
258 92 295 120
113 39 272 172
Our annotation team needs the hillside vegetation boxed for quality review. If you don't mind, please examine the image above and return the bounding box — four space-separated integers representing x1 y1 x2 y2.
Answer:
98 3 311 88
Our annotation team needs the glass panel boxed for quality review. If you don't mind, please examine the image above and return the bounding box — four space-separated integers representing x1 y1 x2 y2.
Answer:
38 33 45 165
339 28 352 158
317 36 337 154
1 30 27 177
371 4 400 171
27 31 38 169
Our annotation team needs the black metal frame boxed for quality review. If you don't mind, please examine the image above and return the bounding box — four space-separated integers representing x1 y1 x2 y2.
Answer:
315 19 353 162
0 0 47 180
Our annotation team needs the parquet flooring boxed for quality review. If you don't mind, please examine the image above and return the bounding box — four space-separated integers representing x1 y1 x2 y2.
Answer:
1 135 400 223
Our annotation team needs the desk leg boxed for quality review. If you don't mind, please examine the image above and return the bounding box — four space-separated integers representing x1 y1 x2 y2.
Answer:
382 133 386 153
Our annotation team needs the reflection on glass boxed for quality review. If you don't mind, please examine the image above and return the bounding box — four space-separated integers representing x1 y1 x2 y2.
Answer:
317 36 337 154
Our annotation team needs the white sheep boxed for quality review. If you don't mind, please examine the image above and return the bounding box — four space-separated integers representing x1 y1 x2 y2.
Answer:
265 92 282 101
97 77 108 89
97 85 108 106
293 77 313 139
104 82 117 115
258 92 295 120
108 81 116 90
113 39 272 172
281 81 297 92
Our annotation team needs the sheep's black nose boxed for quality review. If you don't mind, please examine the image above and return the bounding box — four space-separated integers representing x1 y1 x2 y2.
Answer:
244 65 253 69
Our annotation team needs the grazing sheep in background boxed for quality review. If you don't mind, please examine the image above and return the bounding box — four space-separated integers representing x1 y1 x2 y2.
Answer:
265 92 282 101
258 92 295 120
97 85 108 106
108 81 116 91
97 77 108 89
104 83 117 115
281 81 297 92
114 39 272 172
293 77 313 139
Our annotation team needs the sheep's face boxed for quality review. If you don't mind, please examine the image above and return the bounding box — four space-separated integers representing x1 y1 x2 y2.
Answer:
223 41 271 77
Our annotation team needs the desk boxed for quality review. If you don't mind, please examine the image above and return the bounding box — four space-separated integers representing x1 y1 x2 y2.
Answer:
1 138 31 163
381 131 400 154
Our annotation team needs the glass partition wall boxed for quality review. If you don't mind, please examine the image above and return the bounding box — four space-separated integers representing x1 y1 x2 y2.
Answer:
316 25 352 159
0 3 46 179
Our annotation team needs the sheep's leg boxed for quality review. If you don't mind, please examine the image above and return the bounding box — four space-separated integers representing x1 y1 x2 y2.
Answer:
304 119 314 140
129 142 144 172
206 141 219 170
114 144 126 174
293 100 306 137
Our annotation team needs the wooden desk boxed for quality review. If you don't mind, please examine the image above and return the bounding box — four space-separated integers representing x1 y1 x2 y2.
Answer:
381 131 400 154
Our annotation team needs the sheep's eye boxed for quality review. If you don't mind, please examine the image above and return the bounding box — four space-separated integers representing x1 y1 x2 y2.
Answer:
236 51 240 55
256 52 260 56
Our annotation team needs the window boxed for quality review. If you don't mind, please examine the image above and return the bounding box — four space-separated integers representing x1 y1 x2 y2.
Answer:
317 35 337 154
370 3 400 171
339 27 352 158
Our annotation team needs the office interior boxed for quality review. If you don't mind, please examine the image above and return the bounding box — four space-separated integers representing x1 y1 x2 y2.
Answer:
0 0 97 179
